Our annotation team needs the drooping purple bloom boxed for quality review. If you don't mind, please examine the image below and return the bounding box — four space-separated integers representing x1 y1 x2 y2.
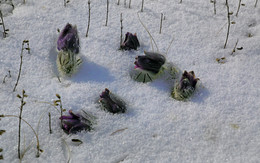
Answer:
172 71 200 100
59 110 94 134
99 88 126 113
179 71 199 90
121 32 140 50
57 23 80 54
134 51 166 74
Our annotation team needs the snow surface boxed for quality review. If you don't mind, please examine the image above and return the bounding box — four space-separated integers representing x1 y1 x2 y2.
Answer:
0 0 260 162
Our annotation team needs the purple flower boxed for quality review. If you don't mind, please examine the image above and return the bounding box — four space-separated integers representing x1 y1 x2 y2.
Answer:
99 88 126 113
134 51 166 74
59 110 93 134
179 71 199 90
57 23 80 54
172 71 199 100
121 32 140 50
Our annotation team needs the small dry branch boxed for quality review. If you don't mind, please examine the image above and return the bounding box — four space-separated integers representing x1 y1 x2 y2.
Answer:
13 40 30 92
159 13 163 34
64 0 70 7
48 112 52 134
2 70 11 84
141 0 144 12
17 90 28 159
129 0 131 8
120 13 123 45
86 0 91 37
224 0 231 49
210 0 216 14
0 10 9 38
235 0 242 17
231 39 239 55
105 0 109 26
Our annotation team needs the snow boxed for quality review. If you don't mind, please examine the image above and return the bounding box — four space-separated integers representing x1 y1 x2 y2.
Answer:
0 0 260 162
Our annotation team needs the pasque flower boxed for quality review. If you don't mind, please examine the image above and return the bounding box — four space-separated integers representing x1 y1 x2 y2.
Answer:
99 88 126 113
60 110 94 134
134 51 166 74
121 32 140 50
172 71 199 100
57 23 80 54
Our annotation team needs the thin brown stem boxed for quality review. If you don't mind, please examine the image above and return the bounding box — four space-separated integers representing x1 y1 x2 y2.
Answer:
105 0 109 26
86 0 91 37
48 112 52 134
18 94 25 159
129 0 131 8
236 0 241 17
13 40 30 92
141 0 144 12
213 0 216 14
255 0 258 7
224 0 230 49
159 13 163 34
231 39 239 55
0 10 8 38
120 13 123 45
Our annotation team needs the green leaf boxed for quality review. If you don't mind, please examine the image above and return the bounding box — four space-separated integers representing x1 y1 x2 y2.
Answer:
17 94 22 98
